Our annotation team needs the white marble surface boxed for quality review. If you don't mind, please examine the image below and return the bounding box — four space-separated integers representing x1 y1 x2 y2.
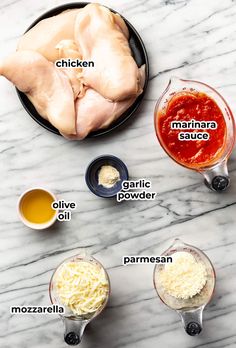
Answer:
0 0 236 347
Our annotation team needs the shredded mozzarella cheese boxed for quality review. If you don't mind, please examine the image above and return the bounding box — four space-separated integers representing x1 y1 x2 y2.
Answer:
55 261 109 315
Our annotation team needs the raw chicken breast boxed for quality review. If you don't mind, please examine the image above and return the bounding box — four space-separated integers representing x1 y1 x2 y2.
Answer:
62 68 83 99
55 39 80 60
0 50 76 135
18 9 80 62
56 39 84 99
74 90 136 139
64 65 146 140
74 4 141 101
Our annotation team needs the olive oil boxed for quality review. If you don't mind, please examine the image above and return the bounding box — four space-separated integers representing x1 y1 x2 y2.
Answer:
20 189 55 224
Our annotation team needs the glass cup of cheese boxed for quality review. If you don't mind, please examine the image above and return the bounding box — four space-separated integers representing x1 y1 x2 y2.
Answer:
49 254 110 345
18 187 57 230
153 238 216 336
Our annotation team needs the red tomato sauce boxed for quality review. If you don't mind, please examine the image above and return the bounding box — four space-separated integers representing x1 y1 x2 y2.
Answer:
157 91 227 168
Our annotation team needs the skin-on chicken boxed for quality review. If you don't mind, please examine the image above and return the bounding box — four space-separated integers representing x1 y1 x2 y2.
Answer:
0 50 76 135
63 66 146 140
74 4 142 102
17 9 80 62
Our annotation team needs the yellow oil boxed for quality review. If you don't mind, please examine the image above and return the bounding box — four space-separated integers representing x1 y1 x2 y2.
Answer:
20 189 55 224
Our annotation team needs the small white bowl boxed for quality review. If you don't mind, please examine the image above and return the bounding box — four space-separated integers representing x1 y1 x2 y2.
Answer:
17 187 58 230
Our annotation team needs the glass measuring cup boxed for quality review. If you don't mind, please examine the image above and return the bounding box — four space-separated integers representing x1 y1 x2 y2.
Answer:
49 254 110 345
154 77 235 191
153 239 216 336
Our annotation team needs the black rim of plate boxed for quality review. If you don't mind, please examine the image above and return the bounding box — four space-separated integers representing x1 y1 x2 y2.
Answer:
16 2 149 138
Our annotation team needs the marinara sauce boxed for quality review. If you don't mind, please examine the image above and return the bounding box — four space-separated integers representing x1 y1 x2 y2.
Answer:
156 91 227 168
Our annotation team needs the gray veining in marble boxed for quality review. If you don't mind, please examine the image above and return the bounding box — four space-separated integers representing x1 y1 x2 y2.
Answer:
0 0 236 347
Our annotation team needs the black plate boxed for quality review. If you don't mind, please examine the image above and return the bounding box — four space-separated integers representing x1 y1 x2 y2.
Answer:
16 2 149 137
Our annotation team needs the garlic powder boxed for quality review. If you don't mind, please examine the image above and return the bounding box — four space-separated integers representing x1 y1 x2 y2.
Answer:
98 165 120 188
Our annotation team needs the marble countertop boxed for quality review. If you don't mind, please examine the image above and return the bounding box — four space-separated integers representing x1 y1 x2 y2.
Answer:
1 0 236 347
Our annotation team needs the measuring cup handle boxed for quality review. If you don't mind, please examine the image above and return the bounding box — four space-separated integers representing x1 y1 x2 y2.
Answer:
178 306 203 336
63 317 88 346
64 332 81 345
185 322 202 336
202 160 230 192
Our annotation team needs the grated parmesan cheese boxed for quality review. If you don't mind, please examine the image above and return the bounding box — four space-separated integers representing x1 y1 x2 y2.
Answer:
55 261 109 316
159 251 207 300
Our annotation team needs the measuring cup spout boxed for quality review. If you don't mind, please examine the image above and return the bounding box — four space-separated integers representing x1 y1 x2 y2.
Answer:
178 306 203 336
201 160 230 192
169 76 183 87
63 317 88 346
